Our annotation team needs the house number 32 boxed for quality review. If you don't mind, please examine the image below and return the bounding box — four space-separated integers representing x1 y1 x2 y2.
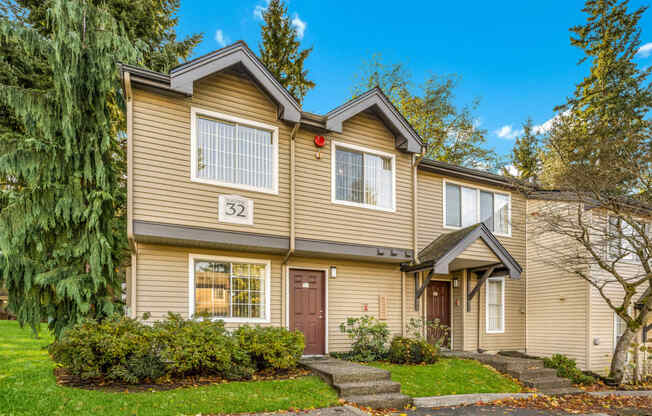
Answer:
225 201 246 217
218 195 253 225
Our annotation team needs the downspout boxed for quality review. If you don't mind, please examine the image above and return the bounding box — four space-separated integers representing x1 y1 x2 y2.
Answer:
124 71 137 318
413 153 424 263
281 122 300 327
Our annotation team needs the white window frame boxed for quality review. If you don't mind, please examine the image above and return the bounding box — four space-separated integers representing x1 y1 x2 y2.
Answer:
188 253 271 323
330 140 396 212
485 276 505 334
190 107 279 195
443 179 512 237
607 216 643 263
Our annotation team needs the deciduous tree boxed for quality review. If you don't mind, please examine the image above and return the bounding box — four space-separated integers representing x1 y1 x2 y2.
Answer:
353 55 500 169
532 0 651 383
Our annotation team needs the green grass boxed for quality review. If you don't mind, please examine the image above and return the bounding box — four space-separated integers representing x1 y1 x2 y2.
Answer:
368 358 522 397
0 320 338 416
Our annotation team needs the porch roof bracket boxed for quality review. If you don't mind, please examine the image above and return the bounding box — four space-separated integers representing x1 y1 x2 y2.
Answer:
466 266 496 312
414 269 434 311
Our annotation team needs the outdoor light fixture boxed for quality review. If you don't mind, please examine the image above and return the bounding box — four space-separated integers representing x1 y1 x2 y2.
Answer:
453 278 459 288
330 265 337 278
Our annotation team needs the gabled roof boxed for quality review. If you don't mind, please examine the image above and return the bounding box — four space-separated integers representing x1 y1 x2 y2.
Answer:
325 88 423 153
121 42 423 153
121 41 301 123
403 223 522 278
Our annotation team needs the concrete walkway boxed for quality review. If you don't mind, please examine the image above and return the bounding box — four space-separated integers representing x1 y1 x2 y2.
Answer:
300 357 412 409
413 390 652 408
443 352 582 395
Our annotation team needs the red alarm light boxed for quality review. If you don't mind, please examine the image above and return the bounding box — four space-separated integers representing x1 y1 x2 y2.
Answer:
314 135 325 147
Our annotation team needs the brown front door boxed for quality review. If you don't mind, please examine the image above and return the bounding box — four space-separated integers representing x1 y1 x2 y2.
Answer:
427 280 451 347
290 269 326 355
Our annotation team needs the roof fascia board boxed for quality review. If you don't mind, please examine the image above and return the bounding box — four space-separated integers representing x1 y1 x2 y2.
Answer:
326 89 422 153
169 43 301 123
418 162 515 189
424 224 522 279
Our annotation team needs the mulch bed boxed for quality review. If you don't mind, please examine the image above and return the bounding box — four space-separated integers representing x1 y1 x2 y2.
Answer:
54 366 312 392
487 393 652 415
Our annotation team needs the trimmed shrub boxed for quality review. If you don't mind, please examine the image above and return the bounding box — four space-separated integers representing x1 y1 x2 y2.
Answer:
48 315 163 383
387 336 439 364
338 316 390 362
49 313 304 384
152 314 254 380
543 354 595 385
233 325 305 370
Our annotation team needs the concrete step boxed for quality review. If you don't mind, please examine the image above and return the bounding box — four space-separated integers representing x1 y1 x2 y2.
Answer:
539 387 585 396
330 368 391 384
506 367 558 379
344 392 413 409
301 359 391 384
521 376 572 390
336 380 401 397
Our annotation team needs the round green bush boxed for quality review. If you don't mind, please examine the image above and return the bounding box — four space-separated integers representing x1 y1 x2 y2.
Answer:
49 313 306 384
387 336 439 364
233 325 305 370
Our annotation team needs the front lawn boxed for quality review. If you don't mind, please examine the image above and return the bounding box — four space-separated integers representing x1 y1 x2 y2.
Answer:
0 320 338 416
368 358 522 397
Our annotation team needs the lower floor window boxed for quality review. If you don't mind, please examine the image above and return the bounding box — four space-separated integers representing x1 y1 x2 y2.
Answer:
486 277 505 333
192 256 269 321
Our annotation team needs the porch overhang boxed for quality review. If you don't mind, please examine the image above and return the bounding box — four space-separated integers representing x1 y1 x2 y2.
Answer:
401 223 521 278
401 223 522 310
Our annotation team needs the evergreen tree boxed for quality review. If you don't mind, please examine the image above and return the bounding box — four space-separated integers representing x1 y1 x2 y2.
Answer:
0 0 140 337
510 118 540 181
537 0 651 383
541 0 651 193
259 0 314 102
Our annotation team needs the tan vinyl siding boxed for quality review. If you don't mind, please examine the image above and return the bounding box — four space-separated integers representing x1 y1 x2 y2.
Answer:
451 271 464 350
463 272 479 351
294 113 413 248
457 239 500 262
132 71 291 237
134 244 406 352
417 171 527 351
288 257 403 352
135 244 283 326
525 199 589 369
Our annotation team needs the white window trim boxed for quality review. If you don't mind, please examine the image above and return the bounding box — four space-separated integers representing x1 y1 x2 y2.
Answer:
485 276 505 334
188 253 271 324
442 179 512 237
330 140 396 212
190 107 279 195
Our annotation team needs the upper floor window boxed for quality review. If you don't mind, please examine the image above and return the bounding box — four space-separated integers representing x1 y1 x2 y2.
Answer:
608 216 648 262
191 108 278 194
444 181 511 236
331 141 395 212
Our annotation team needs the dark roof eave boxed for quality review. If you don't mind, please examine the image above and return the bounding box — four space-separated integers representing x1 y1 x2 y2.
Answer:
418 159 518 189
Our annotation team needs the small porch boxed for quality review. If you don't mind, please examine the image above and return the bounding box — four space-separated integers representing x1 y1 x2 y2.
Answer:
402 223 522 351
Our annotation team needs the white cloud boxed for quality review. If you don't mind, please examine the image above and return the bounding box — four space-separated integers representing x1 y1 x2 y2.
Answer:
214 29 229 47
503 164 519 176
494 125 522 140
291 13 306 39
533 117 555 135
636 43 652 58
253 0 271 20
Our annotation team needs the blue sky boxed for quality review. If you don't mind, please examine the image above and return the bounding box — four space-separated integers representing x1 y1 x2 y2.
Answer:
176 0 652 157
